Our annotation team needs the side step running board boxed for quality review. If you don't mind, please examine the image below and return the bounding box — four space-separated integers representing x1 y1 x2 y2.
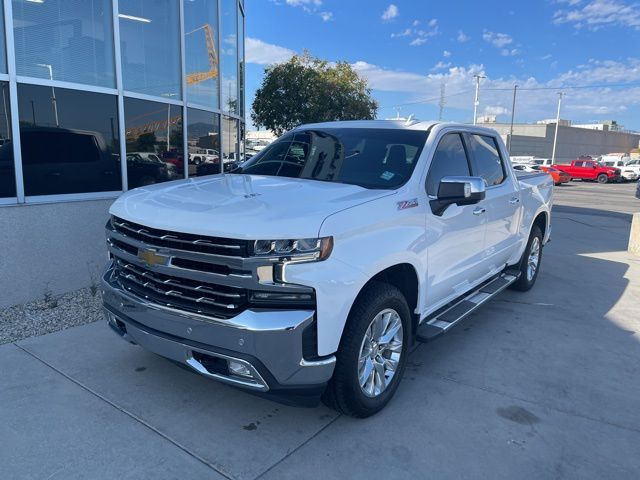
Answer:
416 270 520 343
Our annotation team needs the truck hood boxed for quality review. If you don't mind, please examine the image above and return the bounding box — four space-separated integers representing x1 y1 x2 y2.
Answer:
110 174 394 239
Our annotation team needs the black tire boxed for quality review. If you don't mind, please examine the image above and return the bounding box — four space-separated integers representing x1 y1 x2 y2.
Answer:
510 225 543 292
597 174 608 184
322 282 411 418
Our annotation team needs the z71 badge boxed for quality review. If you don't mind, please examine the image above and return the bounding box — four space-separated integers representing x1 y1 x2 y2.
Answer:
397 198 419 210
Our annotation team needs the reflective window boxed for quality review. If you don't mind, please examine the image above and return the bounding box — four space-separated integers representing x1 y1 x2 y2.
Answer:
220 0 238 114
467 134 505 187
235 128 428 189
18 84 121 196
12 0 115 87
222 116 238 172
187 108 220 177
0 82 14 197
184 0 219 108
119 0 181 98
426 133 471 196
238 7 245 117
0 6 7 73
124 98 184 189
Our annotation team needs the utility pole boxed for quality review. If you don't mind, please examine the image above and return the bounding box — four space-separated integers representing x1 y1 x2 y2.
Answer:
551 92 564 164
438 82 446 121
472 74 486 125
507 84 518 154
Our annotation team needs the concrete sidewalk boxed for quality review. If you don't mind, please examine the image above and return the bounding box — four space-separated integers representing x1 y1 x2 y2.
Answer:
2 200 640 479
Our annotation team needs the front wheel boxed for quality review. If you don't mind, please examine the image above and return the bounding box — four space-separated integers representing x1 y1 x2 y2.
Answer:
597 174 608 184
322 283 411 418
509 225 543 292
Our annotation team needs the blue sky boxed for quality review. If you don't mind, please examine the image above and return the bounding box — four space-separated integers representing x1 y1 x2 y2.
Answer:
245 0 640 130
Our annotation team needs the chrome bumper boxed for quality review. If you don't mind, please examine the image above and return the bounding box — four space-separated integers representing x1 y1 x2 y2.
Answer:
102 265 335 394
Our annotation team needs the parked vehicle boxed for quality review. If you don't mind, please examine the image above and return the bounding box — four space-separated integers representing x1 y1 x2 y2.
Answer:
601 153 631 165
102 120 552 417
189 149 219 165
622 159 640 180
539 166 571 186
554 159 621 184
126 152 172 188
514 164 570 186
600 159 639 181
530 158 553 167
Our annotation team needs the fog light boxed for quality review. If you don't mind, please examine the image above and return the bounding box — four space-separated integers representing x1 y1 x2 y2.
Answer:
228 360 252 378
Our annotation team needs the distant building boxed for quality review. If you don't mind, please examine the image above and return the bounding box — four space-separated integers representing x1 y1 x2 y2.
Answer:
536 119 572 127
572 120 627 132
478 121 640 163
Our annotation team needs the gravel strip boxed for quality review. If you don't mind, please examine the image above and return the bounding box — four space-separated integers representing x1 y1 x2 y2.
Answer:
0 288 104 345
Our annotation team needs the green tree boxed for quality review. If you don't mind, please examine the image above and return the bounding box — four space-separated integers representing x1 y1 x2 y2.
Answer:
251 53 378 136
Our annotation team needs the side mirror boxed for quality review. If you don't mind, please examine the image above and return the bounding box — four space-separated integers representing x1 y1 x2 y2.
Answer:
430 176 486 216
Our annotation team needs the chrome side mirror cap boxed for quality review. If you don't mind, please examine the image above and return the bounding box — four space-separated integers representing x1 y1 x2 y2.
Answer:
430 176 486 216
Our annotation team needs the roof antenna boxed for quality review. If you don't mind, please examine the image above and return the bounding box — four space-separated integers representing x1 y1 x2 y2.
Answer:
405 114 415 125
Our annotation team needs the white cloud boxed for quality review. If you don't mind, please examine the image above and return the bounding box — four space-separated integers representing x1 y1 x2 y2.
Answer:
392 19 439 45
482 31 514 48
391 28 412 38
457 30 470 43
351 58 640 121
501 48 520 56
443 50 452 57
245 37 295 65
432 61 452 71
381 4 399 21
553 0 640 30
285 0 322 6
484 105 509 116
277 0 332 21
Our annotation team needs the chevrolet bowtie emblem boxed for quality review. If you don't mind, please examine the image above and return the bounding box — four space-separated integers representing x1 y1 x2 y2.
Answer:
137 248 170 267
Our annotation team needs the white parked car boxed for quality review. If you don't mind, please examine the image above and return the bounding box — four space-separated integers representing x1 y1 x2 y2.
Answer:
601 159 639 181
102 120 552 417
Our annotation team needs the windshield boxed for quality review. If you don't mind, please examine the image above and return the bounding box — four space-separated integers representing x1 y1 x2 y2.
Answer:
230 128 429 189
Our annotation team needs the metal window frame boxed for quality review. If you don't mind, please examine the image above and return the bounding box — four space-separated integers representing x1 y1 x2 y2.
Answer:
0 0 244 207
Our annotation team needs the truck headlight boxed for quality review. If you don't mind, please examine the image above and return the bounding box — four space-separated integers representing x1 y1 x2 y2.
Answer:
253 237 333 261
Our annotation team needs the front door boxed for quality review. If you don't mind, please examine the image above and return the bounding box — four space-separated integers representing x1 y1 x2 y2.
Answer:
424 132 488 311
464 133 521 273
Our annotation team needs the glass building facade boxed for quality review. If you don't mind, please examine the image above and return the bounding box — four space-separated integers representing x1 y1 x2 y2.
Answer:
0 0 245 204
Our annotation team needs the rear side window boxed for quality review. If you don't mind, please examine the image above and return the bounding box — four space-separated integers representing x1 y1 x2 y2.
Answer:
467 134 505 187
575 161 584 167
426 133 471 196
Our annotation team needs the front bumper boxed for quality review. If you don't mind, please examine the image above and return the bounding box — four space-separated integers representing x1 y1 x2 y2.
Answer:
102 265 335 405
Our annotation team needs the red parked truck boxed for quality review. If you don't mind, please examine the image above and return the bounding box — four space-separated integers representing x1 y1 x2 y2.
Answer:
554 159 621 184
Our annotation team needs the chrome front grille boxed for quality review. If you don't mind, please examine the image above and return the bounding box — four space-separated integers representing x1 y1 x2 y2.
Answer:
106 216 316 321
114 259 247 319
111 216 250 257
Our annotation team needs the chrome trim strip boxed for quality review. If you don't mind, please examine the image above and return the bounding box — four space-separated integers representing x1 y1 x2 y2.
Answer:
184 347 268 391
300 356 336 367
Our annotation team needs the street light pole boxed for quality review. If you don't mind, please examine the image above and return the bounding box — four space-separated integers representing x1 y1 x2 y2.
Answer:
472 74 486 125
507 84 518 154
551 92 564 165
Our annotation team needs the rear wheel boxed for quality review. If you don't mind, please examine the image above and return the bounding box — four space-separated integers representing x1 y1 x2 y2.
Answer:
597 174 608 184
510 225 543 292
322 283 411 418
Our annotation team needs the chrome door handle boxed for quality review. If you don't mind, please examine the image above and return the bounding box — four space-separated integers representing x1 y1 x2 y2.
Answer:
509 197 520 205
473 207 486 216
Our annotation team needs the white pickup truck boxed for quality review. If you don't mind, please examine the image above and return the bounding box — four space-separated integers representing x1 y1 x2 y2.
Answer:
102 120 552 417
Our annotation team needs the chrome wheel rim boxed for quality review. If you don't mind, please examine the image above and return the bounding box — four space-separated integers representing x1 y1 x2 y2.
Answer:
358 308 404 398
527 237 541 281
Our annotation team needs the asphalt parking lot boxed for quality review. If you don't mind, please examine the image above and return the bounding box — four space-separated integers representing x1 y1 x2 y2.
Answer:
2 181 639 480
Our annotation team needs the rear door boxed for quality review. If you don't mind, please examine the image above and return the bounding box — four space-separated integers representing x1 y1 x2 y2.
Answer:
464 133 522 274
425 132 488 309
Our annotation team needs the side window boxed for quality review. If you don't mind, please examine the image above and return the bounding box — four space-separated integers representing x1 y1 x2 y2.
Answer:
574 161 584 167
466 134 505 187
426 133 471 196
